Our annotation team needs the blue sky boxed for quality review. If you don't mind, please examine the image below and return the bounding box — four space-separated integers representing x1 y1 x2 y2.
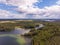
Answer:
0 0 60 19
0 3 20 14
34 0 58 8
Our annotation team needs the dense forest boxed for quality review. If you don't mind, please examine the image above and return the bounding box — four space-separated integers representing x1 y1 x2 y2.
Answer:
18 21 60 45
25 21 60 45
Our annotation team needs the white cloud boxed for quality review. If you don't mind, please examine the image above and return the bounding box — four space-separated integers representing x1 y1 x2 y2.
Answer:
44 5 60 18
16 5 60 19
0 0 39 8
56 0 60 5
0 9 26 19
25 5 60 19
0 9 10 18
0 5 60 19
0 0 60 19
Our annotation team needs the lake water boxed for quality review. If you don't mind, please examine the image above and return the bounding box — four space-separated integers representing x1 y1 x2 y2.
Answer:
0 28 31 45
0 36 20 45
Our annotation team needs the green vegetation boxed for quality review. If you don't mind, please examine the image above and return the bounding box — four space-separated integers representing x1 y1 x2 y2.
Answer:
0 21 36 31
18 21 60 45
0 23 15 31
0 20 60 45
30 21 60 45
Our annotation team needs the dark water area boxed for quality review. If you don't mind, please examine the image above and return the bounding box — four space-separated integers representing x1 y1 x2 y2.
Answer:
0 36 20 45
0 28 32 45
0 35 32 45
0 28 30 34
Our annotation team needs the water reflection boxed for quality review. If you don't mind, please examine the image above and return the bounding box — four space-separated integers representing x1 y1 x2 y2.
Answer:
0 28 31 45
0 28 30 34
0 36 20 45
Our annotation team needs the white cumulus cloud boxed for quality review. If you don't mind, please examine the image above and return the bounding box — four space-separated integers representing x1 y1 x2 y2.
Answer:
0 0 60 19
56 0 60 5
0 9 26 19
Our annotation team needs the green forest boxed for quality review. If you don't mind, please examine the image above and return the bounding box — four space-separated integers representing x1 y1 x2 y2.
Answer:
0 20 60 45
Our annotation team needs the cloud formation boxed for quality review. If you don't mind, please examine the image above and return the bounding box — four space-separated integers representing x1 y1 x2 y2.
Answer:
0 9 26 19
56 0 60 5
0 0 60 19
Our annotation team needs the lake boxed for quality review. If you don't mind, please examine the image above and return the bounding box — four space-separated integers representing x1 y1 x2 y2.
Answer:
0 28 31 45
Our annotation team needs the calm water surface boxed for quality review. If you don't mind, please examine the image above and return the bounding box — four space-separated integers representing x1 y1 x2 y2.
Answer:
0 28 31 45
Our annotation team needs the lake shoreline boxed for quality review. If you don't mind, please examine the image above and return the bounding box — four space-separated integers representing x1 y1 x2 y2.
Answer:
0 28 32 45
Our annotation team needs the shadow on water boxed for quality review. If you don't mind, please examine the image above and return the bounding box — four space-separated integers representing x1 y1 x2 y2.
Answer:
0 36 20 45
